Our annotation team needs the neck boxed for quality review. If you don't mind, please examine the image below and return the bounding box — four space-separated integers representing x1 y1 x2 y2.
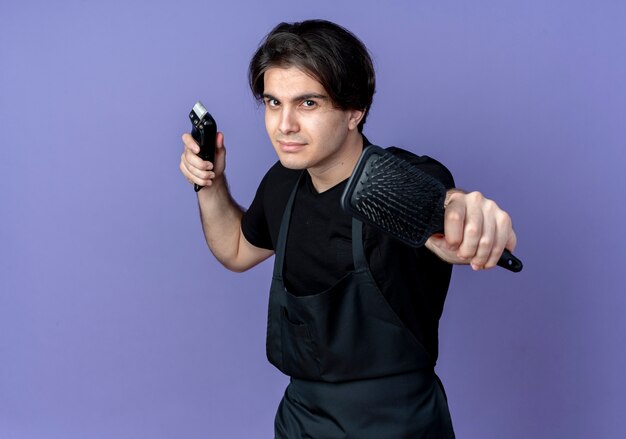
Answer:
308 133 364 193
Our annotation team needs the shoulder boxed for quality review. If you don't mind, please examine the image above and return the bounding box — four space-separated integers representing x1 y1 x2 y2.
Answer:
385 146 455 189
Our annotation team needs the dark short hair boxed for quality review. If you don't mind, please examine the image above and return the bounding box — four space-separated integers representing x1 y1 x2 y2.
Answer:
249 19 376 132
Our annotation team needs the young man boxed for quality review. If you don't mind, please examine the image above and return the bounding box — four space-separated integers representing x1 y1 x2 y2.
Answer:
180 19 516 438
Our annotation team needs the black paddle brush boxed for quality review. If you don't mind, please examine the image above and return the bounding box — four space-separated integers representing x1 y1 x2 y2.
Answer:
341 145 523 272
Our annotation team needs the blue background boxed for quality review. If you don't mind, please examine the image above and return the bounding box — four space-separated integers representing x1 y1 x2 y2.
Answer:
1 0 625 437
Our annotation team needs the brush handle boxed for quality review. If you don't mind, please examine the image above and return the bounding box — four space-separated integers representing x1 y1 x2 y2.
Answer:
497 249 523 272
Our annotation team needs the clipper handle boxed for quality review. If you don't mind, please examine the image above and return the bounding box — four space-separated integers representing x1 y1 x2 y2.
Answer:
189 101 217 192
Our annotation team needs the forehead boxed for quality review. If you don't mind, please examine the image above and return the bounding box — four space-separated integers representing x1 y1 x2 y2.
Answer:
263 66 327 97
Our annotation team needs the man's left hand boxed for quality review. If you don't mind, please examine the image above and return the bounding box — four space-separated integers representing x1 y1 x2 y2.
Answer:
425 190 517 270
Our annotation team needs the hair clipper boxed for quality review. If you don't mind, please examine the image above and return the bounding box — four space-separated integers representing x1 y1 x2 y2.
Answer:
189 101 217 192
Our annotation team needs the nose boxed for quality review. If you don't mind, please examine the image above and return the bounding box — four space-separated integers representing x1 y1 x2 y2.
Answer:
278 107 299 135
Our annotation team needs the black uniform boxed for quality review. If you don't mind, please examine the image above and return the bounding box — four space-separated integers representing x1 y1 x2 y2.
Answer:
242 138 456 438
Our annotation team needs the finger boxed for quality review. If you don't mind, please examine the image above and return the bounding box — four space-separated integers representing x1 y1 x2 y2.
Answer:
181 133 211 170
471 201 497 270
181 132 216 172
180 153 215 185
427 233 471 264
485 211 514 269
506 228 517 252
179 159 196 185
184 147 213 171
457 192 484 260
443 196 465 250
180 156 202 185
182 133 200 154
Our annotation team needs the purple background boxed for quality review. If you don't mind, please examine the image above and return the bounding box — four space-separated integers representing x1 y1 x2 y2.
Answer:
2 1 625 438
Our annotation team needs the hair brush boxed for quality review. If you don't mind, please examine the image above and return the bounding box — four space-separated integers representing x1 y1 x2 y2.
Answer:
341 145 523 272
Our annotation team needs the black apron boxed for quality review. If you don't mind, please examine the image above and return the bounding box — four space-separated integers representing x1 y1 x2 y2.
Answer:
267 175 455 438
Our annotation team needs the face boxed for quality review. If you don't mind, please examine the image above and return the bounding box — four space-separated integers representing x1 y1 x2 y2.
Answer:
262 67 364 175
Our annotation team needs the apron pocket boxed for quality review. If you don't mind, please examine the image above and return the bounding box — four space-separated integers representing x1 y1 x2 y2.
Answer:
280 307 320 379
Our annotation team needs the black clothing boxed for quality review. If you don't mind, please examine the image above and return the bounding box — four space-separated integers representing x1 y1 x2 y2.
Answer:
277 371 454 438
267 175 455 437
242 139 455 362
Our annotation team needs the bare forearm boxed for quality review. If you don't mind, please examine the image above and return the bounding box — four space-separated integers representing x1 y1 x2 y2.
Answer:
181 131 273 271
196 176 246 269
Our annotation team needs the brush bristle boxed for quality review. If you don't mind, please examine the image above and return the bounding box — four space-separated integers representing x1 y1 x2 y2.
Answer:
343 147 446 247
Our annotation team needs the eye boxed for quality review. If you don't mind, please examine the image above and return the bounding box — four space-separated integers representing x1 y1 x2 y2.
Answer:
264 98 280 107
302 99 316 108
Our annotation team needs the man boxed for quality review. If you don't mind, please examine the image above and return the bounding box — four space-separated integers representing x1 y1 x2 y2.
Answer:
180 19 516 438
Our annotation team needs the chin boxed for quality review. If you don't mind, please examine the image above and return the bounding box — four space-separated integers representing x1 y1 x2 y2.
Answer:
274 150 310 170
277 156 309 170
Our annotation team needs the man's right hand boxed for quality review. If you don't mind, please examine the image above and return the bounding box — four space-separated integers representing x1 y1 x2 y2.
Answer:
179 132 226 190
178 131 274 271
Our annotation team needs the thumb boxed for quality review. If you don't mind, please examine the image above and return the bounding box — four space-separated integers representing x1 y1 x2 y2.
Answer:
427 233 451 251
216 131 225 150
213 132 226 174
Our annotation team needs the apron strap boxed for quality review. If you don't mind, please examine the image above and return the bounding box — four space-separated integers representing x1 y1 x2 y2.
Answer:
274 173 369 277
273 172 305 280
351 218 369 272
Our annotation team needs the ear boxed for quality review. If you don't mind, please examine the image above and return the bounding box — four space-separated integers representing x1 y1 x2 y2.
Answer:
347 108 366 131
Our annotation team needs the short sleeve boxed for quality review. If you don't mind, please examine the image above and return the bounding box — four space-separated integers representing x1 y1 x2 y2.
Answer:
241 173 274 250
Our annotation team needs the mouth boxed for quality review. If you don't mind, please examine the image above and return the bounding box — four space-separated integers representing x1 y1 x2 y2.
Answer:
277 140 307 153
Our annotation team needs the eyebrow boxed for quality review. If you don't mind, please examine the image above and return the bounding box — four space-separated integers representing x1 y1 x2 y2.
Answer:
262 93 329 102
